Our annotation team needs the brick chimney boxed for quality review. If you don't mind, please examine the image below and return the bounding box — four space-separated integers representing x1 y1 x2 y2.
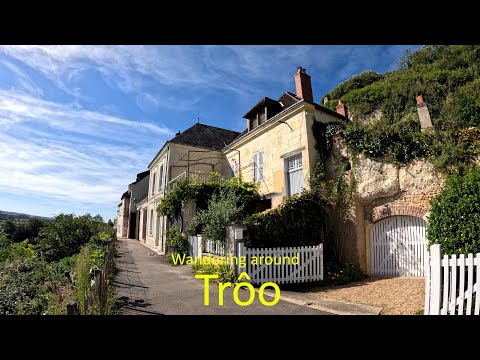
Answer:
336 100 348 118
294 67 313 102
416 95 433 132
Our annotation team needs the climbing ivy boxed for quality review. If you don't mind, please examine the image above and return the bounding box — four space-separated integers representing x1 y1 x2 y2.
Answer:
157 175 260 231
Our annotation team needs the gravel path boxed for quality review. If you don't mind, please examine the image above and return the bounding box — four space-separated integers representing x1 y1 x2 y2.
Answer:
306 276 425 315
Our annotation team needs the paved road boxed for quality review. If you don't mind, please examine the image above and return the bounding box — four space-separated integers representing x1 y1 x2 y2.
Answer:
114 239 330 315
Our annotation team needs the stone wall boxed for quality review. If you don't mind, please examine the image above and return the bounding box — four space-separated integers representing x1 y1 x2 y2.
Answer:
327 134 445 271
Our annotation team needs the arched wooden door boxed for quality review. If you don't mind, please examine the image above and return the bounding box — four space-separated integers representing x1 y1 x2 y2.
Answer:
371 215 427 276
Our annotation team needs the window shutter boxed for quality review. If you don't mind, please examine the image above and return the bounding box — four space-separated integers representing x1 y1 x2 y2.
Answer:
258 150 264 180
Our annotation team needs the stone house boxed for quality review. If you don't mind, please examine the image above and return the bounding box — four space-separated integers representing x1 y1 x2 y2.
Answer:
223 67 347 208
116 191 130 238
115 170 150 240
119 66 444 278
142 122 239 253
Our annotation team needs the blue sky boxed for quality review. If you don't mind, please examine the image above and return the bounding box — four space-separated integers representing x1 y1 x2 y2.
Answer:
0 45 420 221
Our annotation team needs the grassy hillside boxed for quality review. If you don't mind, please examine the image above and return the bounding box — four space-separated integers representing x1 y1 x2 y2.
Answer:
322 45 480 171
0 210 52 222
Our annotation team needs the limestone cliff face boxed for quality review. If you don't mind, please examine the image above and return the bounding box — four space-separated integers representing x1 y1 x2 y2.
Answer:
354 156 400 205
353 155 444 210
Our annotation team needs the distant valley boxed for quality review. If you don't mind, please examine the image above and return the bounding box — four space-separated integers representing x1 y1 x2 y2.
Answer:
0 210 53 222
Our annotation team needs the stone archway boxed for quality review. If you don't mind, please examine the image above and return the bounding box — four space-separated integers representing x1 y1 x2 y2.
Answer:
370 204 427 223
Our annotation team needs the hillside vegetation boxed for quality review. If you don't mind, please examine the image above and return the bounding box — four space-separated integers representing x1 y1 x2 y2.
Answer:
323 45 480 171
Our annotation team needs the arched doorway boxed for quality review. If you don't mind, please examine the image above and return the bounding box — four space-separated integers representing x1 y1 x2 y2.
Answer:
371 215 427 276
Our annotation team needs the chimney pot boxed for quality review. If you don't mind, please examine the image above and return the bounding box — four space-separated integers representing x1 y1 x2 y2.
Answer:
336 99 348 118
175 131 181 136
294 67 313 102
416 95 424 104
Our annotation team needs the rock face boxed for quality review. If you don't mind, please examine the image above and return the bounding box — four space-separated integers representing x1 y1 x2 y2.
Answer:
354 156 445 207
399 159 444 194
354 155 399 205
350 109 383 124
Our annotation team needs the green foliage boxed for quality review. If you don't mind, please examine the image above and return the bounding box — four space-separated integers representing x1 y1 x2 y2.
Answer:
166 228 189 257
310 121 346 188
11 218 45 244
322 45 480 172
1 220 16 241
344 118 431 164
36 213 112 262
324 70 384 102
74 245 92 315
0 257 67 315
322 262 366 286
158 176 260 220
191 261 237 284
244 191 330 248
187 188 246 246
0 238 36 263
427 167 480 255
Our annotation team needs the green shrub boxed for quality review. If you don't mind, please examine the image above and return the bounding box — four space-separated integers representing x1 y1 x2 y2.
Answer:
427 166 480 255
322 262 366 286
191 261 237 284
157 176 260 232
74 244 92 314
187 188 246 248
36 213 111 262
324 70 384 101
244 191 330 248
166 228 189 258
0 257 63 315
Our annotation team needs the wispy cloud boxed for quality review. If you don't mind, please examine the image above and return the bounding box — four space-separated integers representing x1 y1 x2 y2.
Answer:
0 89 172 207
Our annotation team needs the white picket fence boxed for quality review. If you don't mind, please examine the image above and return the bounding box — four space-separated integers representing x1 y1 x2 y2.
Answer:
424 244 480 315
237 243 323 285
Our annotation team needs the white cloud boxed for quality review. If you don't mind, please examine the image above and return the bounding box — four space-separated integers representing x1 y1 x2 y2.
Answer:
0 90 171 206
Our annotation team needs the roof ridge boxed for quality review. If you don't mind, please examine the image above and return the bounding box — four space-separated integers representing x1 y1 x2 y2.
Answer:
194 122 240 134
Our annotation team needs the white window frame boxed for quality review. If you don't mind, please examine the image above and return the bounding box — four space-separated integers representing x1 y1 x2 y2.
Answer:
253 150 264 182
285 153 304 197
151 170 156 196
159 161 164 192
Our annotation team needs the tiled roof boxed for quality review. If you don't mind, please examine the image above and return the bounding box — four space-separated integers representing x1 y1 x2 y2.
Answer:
169 123 240 151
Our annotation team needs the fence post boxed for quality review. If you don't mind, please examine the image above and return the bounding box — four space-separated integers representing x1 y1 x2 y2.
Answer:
235 241 244 276
429 244 442 315
67 301 79 315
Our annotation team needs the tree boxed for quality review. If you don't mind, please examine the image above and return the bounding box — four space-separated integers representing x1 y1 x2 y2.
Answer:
11 218 45 244
2 220 16 241
35 213 106 262
107 219 114 227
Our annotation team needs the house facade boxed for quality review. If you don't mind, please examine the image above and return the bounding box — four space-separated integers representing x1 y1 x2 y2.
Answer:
116 170 150 240
224 67 347 208
142 123 240 253
116 191 130 238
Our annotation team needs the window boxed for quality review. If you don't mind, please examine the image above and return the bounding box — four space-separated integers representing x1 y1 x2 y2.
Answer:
253 150 264 182
149 208 154 235
159 164 164 192
232 160 238 177
286 154 304 196
151 171 156 196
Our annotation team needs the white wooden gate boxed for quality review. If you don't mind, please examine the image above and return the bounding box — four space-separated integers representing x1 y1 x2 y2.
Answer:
371 215 427 276
237 243 323 285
